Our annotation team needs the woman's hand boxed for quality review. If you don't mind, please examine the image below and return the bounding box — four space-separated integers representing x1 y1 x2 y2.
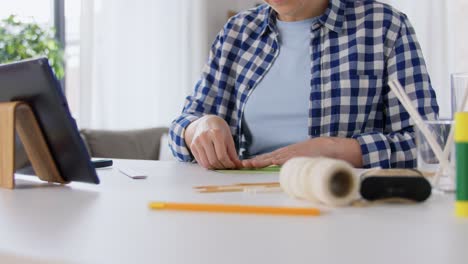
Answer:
242 139 324 168
185 115 242 169
242 137 363 168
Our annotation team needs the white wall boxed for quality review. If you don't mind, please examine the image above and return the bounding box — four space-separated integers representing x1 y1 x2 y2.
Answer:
199 0 262 72
184 0 263 95
207 0 262 42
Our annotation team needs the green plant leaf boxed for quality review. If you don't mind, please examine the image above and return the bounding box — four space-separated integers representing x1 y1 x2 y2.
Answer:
0 15 65 79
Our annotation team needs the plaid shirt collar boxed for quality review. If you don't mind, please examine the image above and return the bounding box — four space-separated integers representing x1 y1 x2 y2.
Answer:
259 0 346 36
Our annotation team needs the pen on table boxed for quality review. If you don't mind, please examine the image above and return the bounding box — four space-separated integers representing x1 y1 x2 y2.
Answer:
148 202 320 216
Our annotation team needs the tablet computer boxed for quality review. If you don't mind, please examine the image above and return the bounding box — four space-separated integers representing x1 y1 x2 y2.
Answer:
0 58 99 184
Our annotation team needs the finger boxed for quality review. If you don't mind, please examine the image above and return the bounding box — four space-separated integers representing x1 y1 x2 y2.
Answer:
272 156 290 165
191 144 211 169
225 136 242 168
242 150 277 168
251 156 274 168
242 154 268 168
241 159 254 168
200 137 224 169
211 133 236 169
252 152 274 162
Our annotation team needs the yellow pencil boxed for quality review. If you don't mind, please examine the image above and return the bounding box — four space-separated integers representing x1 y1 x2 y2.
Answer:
148 201 320 216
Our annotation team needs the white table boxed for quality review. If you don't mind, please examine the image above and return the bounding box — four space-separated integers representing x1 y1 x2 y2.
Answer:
0 160 466 264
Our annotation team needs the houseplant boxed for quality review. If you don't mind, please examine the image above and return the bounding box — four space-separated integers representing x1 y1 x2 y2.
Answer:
0 15 64 79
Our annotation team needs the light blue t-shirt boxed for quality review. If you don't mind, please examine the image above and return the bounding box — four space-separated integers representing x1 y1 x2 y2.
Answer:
243 17 317 156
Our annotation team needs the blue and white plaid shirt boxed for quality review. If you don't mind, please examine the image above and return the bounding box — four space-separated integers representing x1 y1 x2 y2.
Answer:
169 0 439 168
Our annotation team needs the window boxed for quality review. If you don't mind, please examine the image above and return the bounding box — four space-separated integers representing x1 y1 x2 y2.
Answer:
0 0 54 26
0 0 81 117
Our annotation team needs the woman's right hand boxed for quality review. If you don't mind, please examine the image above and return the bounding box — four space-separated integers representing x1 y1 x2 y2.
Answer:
184 115 242 170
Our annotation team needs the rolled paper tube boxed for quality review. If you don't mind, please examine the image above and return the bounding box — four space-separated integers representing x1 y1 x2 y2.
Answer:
455 112 468 217
280 157 359 206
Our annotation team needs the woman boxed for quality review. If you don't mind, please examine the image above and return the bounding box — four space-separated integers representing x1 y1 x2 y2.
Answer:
169 0 438 170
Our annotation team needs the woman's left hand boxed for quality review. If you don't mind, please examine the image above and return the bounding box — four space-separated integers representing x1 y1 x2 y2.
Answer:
241 138 327 168
241 137 363 168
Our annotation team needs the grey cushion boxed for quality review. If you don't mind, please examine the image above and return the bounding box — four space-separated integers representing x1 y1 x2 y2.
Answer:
80 127 169 160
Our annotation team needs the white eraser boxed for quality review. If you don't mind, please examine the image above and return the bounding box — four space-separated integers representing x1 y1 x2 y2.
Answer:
119 167 147 179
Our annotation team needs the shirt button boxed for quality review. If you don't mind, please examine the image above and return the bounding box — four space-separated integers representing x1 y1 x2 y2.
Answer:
313 23 320 30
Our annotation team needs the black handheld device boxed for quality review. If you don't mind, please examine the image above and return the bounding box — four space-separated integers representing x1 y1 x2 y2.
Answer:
92 159 113 169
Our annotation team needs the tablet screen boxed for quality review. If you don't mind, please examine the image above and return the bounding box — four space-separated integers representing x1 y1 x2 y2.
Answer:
0 58 99 184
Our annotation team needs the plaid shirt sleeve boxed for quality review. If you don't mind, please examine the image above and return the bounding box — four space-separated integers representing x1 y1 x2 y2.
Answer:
352 14 439 168
168 29 226 162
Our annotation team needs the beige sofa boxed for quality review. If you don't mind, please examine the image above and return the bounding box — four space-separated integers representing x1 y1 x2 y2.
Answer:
15 127 169 170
